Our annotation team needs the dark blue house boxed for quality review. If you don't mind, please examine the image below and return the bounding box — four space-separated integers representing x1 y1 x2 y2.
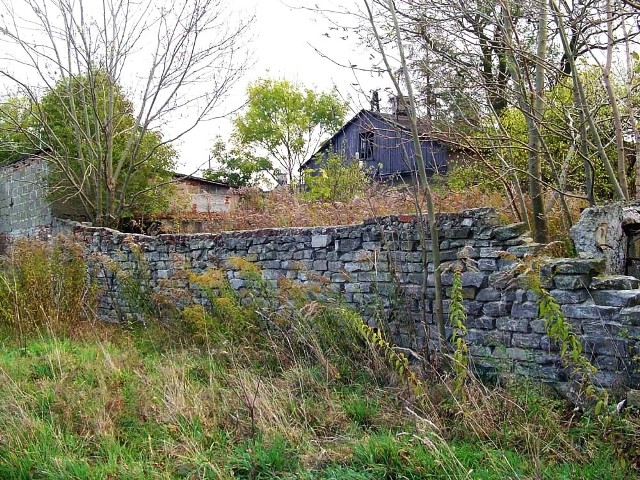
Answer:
301 109 451 183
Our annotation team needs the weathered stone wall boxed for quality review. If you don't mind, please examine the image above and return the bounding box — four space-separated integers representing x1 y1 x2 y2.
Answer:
0 156 52 238
72 207 640 390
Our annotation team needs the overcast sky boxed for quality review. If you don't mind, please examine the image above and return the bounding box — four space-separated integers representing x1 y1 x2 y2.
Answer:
172 0 388 174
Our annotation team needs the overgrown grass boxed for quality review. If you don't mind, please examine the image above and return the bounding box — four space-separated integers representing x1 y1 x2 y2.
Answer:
0 242 637 478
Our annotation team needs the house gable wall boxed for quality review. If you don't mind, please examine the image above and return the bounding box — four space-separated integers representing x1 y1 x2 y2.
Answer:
308 111 448 178
0 156 52 237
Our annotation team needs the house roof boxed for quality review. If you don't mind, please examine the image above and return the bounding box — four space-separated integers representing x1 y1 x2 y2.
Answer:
171 172 237 189
301 109 438 169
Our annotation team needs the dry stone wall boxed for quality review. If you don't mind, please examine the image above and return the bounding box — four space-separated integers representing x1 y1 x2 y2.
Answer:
71 207 640 391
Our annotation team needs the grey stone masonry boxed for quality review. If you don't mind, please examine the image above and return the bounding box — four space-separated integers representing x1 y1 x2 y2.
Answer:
72 206 639 391
0 156 52 238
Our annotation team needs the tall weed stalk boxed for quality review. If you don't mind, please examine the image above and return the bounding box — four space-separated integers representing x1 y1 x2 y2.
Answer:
0 238 95 335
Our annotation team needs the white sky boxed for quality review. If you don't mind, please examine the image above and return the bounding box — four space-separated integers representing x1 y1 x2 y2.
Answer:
172 0 389 174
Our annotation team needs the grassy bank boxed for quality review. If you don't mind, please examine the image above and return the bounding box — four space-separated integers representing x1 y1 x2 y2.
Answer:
0 321 637 479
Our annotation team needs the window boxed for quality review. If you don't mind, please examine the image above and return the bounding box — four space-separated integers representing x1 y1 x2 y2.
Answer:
359 131 374 160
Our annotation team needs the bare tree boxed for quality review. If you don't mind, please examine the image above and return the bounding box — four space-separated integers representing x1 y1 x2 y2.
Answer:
364 0 446 348
0 0 251 227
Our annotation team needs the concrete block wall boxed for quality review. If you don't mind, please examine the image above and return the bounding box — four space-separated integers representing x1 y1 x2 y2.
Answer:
0 156 52 238
72 207 640 390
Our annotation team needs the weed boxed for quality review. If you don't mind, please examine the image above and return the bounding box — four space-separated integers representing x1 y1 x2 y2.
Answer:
0 237 95 336
343 396 380 428
449 268 470 396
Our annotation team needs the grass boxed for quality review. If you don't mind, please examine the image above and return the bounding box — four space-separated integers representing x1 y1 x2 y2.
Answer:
0 240 637 479
0 322 637 479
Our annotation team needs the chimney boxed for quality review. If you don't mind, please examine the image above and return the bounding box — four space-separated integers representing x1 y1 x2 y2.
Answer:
370 90 380 112
391 95 411 117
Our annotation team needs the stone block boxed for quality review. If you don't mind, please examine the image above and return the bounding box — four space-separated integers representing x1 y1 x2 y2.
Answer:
344 283 361 293
445 286 477 299
263 260 281 269
590 275 640 290
507 243 543 257
338 252 357 262
469 345 492 357
551 258 606 275
477 258 498 271
460 272 488 288
156 269 169 279
581 336 629 357
467 316 495 329
463 301 484 316
549 289 589 305
496 317 530 332
492 222 527 241
540 335 560 352
262 269 283 280
594 355 619 371
335 238 361 252
511 301 539 319
311 234 331 248
476 288 501 302
561 302 618 321
488 271 514 290
512 333 542 349
592 289 640 307
343 261 372 273
446 227 471 239
553 274 591 290
505 347 537 361
327 261 343 272
593 371 626 388
357 271 391 282
483 301 509 317
498 258 520 270
313 260 328 271
330 272 349 283
467 329 511 347
479 247 503 258
619 306 640 326
581 320 621 336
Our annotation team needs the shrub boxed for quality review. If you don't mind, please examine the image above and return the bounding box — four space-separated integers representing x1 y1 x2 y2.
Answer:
303 153 371 203
0 237 95 334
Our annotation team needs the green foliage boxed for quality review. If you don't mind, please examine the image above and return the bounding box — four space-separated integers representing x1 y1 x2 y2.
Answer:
303 153 371 202
39 70 177 221
449 269 469 395
184 257 369 379
0 238 95 335
0 96 38 165
444 162 497 193
203 136 276 187
496 68 624 200
116 242 176 324
234 78 347 184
